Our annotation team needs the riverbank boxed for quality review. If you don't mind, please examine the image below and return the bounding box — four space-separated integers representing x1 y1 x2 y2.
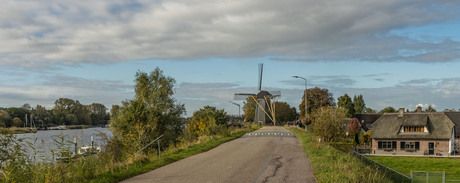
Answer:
0 127 37 134
0 124 260 183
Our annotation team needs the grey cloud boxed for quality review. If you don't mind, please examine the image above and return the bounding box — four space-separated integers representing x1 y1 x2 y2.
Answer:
1 0 460 68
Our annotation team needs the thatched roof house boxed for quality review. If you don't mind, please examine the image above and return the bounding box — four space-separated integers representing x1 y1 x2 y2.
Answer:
371 108 457 156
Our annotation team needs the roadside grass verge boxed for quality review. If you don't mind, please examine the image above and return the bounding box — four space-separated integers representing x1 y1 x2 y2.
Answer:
88 126 260 183
287 127 392 183
369 156 460 181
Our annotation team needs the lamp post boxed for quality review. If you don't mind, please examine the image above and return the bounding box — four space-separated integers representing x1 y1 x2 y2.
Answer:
228 101 241 121
292 76 307 131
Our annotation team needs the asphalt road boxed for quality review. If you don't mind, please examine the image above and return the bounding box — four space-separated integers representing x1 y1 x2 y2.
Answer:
121 126 316 183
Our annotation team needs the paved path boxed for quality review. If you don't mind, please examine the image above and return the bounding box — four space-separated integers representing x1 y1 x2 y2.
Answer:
121 127 316 183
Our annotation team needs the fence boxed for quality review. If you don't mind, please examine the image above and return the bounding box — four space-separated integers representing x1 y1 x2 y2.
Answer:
351 151 412 183
411 170 445 183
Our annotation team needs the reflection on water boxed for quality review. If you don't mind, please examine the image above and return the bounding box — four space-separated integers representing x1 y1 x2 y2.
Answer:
14 127 113 161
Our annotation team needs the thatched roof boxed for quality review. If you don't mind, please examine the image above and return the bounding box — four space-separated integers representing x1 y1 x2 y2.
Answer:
355 114 382 131
445 112 460 137
371 113 454 140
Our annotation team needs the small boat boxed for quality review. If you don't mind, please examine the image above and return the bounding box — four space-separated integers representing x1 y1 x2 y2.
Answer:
77 145 101 156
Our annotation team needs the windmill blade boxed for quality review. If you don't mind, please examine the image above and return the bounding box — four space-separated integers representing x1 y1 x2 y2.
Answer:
234 93 256 100
268 91 281 97
258 63 263 91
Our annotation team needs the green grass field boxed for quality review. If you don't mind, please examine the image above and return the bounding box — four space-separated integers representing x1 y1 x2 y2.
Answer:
368 156 460 181
288 127 392 183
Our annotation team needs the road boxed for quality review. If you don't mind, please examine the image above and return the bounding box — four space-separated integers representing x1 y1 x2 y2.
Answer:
121 126 316 183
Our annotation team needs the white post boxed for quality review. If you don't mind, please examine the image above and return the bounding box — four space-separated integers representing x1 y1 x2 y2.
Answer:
158 140 161 158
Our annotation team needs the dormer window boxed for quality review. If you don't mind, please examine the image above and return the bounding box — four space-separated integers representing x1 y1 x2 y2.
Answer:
401 126 427 133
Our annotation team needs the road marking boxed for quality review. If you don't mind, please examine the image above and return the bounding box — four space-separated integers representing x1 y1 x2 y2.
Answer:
252 153 274 183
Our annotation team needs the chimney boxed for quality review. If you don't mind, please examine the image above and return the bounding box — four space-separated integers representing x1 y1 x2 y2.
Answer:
398 108 404 118
417 106 422 113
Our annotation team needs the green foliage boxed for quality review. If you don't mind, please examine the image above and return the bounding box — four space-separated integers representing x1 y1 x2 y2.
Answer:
311 106 347 142
288 127 390 182
53 98 93 125
186 106 230 138
12 117 22 127
88 103 110 125
379 106 396 113
299 87 335 119
243 96 256 122
353 94 366 114
110 68 185 155
273 101 297 122
0 110 11 127
338 93 355 117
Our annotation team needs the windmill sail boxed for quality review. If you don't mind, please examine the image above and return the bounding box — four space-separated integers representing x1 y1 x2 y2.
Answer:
258 63 263 92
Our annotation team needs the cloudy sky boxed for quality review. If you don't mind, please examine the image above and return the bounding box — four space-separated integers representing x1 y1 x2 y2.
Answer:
1 0 460 116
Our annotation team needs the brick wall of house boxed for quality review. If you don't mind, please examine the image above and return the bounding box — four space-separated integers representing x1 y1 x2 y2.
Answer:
372 139 451 155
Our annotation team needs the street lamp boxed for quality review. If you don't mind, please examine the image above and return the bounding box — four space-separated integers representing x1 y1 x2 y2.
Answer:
292 76 308 131
228 101 241 121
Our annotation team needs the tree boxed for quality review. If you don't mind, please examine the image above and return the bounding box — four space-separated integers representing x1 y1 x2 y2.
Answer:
379 106 396 113
88 103 109 125
32 105 53 127
338 94 355 117
365 108 376 113
311 106 347 142
186 106 229 137
348 118 361 145
299 87 335 119
110 105 120 118
12 117 22 127
111 68 185 154
243 96 256 122
52 98 92 125
0 110 11 127
273 102 296 122
353 95 366 114
425 105 436 112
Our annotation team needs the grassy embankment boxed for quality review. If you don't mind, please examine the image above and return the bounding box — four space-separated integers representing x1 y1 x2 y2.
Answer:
0 124 261 183
287 127 392 183
89 126 260 183
369 156 460 181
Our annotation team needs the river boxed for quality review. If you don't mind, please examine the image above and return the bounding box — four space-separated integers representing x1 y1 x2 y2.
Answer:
14 127 113 161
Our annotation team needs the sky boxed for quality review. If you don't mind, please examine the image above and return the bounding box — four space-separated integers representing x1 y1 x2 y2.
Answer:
1 0 460 116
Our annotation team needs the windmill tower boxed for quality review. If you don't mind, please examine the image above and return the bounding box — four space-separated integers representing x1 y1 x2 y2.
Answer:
234 63 281 125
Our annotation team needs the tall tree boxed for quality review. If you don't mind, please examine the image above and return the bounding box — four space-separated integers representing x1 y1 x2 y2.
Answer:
111 68 185 153
242 96 256 122
353 94 366 114
338 94 355 117
299 87 335 119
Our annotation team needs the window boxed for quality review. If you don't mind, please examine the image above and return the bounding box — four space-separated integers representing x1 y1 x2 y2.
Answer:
400 142 420 150
403 126 425 132
378 141 397 150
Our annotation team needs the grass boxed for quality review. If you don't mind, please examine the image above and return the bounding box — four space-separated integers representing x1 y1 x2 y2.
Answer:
88 126 260 183
0 127 37 134
368 156 460 181
0 125 260 183
287 127 392 183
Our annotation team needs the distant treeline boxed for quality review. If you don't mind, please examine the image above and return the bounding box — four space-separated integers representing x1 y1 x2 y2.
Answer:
0 98 110 128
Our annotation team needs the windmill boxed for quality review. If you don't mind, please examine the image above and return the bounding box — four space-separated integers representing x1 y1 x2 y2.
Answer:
234 63 281 125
